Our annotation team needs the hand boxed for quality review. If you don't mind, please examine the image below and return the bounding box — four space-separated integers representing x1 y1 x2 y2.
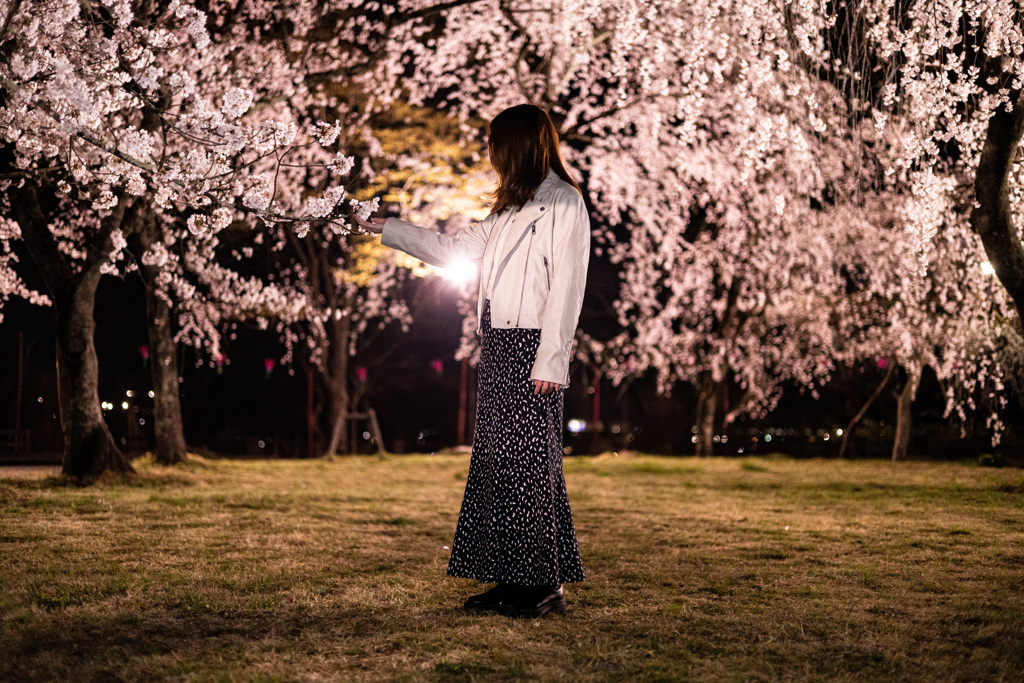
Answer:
354 216 387 234
533 380 561 395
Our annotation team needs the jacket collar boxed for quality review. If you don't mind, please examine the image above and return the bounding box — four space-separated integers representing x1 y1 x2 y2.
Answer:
506 171 560 226
533 170 561 201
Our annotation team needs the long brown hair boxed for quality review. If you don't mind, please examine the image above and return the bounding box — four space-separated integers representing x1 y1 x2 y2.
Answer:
487 104 582 215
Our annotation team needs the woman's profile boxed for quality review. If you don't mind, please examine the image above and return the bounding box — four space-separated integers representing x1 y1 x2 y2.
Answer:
357 104 590 618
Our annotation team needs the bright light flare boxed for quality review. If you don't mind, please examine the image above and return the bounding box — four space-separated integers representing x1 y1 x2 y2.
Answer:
437 259 477 285
567 419 587 434
980 261 996 276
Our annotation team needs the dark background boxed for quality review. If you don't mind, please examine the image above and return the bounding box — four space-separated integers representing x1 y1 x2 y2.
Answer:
1 260 1021 463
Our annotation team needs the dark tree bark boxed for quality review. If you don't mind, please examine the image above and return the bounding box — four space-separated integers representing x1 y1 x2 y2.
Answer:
695 375 719 457
692 273 745 458
15 188 134 481
128 210 188 465
972 89 1024 324
891 366 919 462
325 314 353 456
322 311 384 455
144 279 188 464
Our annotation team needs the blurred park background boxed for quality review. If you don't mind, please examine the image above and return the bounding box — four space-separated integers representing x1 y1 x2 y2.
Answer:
2 272 1021 464
1 0 1024 475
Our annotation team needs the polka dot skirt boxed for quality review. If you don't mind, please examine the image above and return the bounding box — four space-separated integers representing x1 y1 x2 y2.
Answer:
447 302 585 586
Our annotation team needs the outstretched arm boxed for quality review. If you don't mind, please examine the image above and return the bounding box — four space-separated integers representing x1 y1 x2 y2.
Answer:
358 214 493 269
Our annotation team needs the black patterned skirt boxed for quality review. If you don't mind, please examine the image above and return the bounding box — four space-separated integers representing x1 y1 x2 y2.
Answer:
446 303 585 586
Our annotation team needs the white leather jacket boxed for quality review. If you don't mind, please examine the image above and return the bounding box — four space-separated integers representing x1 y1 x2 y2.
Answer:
382 171 591 385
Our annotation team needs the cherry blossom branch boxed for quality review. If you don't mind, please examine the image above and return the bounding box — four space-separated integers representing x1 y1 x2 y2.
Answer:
70 129 364 233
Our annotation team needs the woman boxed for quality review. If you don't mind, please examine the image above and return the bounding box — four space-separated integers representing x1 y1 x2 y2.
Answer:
357 104 589 618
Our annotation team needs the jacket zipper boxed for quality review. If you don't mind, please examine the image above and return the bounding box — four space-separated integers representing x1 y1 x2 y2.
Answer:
491 220 535 295
543 256 550 291
515 224 536 327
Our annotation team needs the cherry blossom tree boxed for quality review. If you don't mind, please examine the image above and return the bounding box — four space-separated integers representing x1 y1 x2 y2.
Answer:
828 190 1019 459
196 8 494 457
383 0 1021 455
378 0 856 455
0 0 373 478
841 0 1024 324
808 0 1024 456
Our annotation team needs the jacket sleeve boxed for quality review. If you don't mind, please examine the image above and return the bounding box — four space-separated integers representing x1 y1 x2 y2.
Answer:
531 191 590 385
381 215 492 268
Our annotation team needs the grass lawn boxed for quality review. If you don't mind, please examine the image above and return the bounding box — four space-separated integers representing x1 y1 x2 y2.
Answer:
1 453 1023 682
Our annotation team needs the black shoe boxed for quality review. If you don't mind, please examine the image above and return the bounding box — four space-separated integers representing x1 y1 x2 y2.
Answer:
463 583 514 611
499 585 567 618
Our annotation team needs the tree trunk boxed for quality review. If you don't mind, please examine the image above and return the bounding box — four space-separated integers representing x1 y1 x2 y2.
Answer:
144 286 187 464
695 376 718 457
972 88 1024 323
130 212 188 465
15 189 134 481
325 387 349 456
54 276 134 479
891 366 920 462
325 316 351 455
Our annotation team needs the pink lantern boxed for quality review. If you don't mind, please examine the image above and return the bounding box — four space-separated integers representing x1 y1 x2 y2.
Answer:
264 358 276 376
355 367 367 383
877 358 889 370
431 359 444 376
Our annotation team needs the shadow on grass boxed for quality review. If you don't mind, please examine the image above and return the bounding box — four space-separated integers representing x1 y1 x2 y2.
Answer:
0 475 83 490
1 602 483 681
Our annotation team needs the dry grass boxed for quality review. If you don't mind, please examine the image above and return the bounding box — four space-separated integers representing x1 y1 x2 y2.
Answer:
1 453 1023 682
